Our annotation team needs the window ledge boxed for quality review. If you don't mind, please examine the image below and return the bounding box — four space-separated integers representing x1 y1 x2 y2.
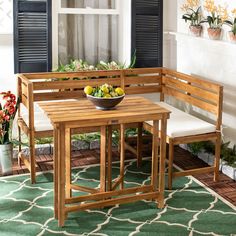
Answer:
164 31 236 47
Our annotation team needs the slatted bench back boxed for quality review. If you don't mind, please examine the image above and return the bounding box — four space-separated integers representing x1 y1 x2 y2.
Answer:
18 68 163 103
162 68 223 129
123 68 162 95
17 67 222 130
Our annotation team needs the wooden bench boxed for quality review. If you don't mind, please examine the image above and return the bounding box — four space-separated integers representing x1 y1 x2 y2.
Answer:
17 68 223 187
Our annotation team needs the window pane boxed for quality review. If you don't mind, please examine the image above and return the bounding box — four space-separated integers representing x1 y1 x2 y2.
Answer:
61 0 116 9
58 14 118 65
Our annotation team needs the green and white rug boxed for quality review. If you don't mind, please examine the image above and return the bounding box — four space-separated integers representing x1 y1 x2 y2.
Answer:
0 159 236 236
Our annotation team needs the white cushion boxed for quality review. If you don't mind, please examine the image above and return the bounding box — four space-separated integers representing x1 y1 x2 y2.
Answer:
146 102 216 138
21 103 53 132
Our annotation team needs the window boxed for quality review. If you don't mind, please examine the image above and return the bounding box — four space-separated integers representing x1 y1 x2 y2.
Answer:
56 0 120 65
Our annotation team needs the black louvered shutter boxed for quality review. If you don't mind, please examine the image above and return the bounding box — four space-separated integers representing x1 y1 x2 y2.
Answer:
132 0 163 68
14 0 52 73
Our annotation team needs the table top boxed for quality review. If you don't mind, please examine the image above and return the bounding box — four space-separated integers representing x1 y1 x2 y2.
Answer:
38 96 170 128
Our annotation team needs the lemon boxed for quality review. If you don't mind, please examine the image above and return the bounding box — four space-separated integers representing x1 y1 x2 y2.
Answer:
84 86 93 95
101 86 109 94
115 87 124 96
104 94 111 98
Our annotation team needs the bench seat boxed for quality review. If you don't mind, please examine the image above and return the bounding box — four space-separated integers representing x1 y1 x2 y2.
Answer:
21 103 53 132
145 102 216 138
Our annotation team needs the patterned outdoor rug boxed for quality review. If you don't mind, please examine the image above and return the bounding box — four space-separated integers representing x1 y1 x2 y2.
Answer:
0 159 236 236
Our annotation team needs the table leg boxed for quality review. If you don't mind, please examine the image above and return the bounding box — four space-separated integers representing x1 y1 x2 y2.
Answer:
65 128 72 199
151 120 159 192
107 126 112 191
100 126 107 192
137 123 143 168
158 117 167 208
58 124 66 227
53 126 59 219
120 124 125 190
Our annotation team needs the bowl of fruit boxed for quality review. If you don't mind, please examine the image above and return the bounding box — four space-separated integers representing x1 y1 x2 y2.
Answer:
84 84 125 110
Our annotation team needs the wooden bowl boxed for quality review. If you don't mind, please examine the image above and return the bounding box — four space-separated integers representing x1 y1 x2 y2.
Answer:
87 94 125 110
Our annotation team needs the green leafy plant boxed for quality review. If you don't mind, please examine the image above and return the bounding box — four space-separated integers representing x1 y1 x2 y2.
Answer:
181 0 202 26
202 0 228 29
224 8 236 35
182 7 202 26
187 142 205 156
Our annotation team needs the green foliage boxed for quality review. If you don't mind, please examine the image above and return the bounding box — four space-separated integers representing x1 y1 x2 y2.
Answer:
182 7 202 26
224 19 236 35
187 142 205 156
187 141 236 167
201 12 223 29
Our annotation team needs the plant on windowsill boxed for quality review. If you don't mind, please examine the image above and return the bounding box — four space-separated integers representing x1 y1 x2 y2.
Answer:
181 0 203 37
202 0 228 40
224 8 236 43
0 91 20 175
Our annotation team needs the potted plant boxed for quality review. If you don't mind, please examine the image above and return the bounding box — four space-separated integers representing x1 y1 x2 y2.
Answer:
0 91 19 175
203 0 228 40
181 0 203 37
224 8 236 43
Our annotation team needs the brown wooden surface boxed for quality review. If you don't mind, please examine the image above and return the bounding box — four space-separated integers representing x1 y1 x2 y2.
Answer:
38 97 170 125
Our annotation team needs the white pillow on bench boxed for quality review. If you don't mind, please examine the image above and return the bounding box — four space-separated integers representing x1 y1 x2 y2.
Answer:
145 102 216 138
21 103 53 132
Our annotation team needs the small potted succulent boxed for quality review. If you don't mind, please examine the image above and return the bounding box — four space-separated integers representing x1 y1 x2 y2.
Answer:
203 0 228 40
0 91 19 175
181 0 203 37
224 8 236 43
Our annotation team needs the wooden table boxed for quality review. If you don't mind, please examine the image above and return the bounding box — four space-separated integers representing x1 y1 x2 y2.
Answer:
39 96 170 227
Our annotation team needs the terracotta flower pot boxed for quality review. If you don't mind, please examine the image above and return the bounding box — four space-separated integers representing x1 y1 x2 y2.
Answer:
189 25 202 37
207 28 222 40
228 31 236 43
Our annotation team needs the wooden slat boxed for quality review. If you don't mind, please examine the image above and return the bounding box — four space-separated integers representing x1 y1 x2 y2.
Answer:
112 176 123 191
34 90 85 101
70 184 99 194
125 85 162 95
24 70 122 80
163 76 218 104
45 107 167 124
33 77 121 90
173 132 217 145
163 87 218 114
17 118 29 136
65 192 160 213
173 166 215 178
162 68 221 93
21 81 28 98
66 185 153 204
21 94 28 108
124 67 162 75
124 75 162 85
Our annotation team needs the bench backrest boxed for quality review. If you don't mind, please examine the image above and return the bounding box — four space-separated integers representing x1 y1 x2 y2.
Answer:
162 68 223 130
17 67 223 130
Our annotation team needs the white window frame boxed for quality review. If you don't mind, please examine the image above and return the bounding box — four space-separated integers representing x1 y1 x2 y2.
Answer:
52 0 129 69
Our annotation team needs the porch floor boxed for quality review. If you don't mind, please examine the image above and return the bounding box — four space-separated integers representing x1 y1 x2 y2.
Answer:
1 146 236 206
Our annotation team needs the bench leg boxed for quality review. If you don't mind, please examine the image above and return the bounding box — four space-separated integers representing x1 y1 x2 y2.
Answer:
214 133 221 182
29 132 36 184
168 140 174 190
